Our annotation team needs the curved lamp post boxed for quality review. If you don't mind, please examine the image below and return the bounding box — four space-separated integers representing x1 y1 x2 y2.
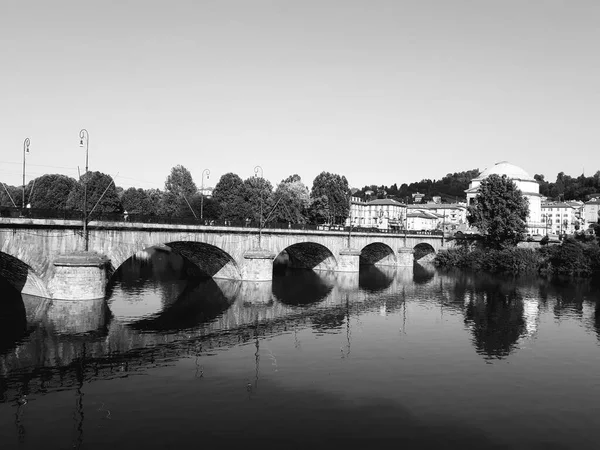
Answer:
200 168 210 220
79 129 89 251
22 138 30 210
254 165 264 246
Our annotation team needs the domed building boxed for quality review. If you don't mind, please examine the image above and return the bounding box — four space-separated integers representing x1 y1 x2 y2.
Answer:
465 161 543 235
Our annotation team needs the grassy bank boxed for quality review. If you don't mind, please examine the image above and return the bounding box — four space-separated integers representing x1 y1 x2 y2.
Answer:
434 238 600 277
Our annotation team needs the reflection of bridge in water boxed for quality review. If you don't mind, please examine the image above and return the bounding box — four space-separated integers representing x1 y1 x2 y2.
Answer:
0 266 421 402
3 265 600 404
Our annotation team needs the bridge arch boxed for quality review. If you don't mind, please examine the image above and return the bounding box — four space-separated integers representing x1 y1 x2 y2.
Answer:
359 243 396 266
0 250 50 298
413 242 436 261
108 242 242 280
274 242 337 271
272 269 334 306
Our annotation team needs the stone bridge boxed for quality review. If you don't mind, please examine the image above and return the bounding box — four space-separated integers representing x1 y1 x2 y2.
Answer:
0 218 451 300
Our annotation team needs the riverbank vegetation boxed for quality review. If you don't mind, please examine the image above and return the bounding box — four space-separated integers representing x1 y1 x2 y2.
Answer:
435 238 600 277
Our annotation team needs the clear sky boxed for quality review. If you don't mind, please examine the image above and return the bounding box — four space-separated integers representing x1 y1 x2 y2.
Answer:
1 0 599 192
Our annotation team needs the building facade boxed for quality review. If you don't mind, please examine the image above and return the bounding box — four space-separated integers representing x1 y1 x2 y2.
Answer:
583 198 600 229
407 203 468 232
406 209 439 230
540 201 583 235
465 161 544 235
347 197 407 230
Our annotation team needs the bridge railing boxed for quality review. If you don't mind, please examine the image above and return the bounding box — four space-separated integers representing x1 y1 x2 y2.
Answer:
0 206 444 236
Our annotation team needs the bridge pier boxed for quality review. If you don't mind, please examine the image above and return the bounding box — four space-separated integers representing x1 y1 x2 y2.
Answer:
45 298 111 334
47 253 109 300
241 249 277 281
239 281 274 304
337 248 361 272
396 248 414 267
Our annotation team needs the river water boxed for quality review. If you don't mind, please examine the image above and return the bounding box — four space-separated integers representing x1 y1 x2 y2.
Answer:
1 250 600 449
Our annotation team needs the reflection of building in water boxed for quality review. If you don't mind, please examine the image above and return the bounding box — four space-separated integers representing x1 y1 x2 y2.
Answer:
379 301 387 317
521 297 540 338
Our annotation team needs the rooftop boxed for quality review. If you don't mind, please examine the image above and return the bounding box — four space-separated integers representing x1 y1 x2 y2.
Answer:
473 161 535 182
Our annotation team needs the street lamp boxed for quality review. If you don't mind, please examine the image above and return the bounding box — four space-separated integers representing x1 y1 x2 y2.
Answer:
22 138 30 210
200 168 210 220
254 165 263 246
79 129 89 251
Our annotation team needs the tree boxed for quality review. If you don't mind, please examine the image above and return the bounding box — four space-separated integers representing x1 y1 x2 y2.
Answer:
242 176 273 224
66 171 122 215
271 175 310 223
534 174 550 198
28 174 77 210
467 174 529 249
189 194 221 221
121 187 161 215
309 172 349 224
212 173 245 221
0 183 21 208
160 165 198 217
307 195 330 224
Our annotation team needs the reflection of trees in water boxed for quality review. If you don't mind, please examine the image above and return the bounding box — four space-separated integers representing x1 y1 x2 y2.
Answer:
413 263 435 285
128 278 233 332
272 269 333 306
0 277 27 355
359 266 394 293
439 270 526 359
549 276 589 320
464 288 525 360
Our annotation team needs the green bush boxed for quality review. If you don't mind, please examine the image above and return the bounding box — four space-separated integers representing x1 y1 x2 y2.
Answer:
434 247 542 274
435 239 600 276
540 238 600 276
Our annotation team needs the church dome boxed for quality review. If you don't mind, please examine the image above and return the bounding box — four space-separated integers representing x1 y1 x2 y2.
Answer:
474 161 535 182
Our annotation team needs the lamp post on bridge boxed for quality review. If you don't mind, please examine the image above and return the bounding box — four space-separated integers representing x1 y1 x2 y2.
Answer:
254 165 264 247
22 138 30 211
404 196 409 247
79 129 89 251
200 168 210 221
347 191 353 248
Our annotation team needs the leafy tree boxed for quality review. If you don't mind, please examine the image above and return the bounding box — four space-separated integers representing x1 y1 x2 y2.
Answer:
212 173 246 221
467 174 529 249
27 174 76 209
534 174 550 198
189 193 221 221
0 183 22 208
242 176 273 224
271 175 310 223
160 165 198 217
309 172 349 224
66 171 123 215
307 195 330 224
122 187 161 215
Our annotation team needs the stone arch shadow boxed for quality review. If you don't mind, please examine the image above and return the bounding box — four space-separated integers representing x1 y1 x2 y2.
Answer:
0 250 50 299
413 243 436 262
274 242 337 272
126 277 238 332
360 243 396 266
107 241 242 281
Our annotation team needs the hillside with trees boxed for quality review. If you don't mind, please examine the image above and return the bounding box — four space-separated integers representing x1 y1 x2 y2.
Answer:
354 169 480 203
